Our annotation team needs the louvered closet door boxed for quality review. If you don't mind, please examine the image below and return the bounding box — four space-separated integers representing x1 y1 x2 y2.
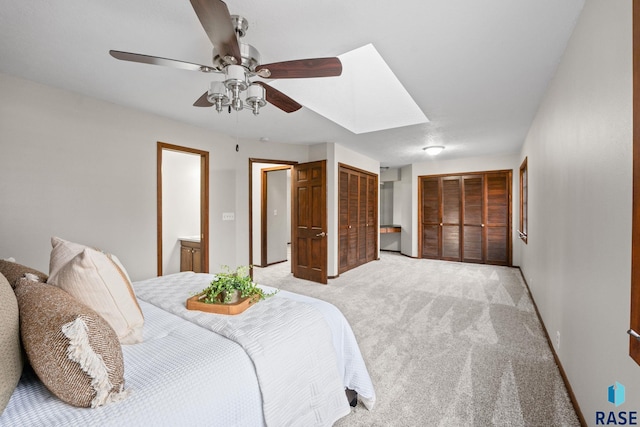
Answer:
365 174 378 261
339 165 378 274
420 170 511 266
462 175 484 263
358 173 368 264
339 168 350 271
420 177 440 258
485 172 511 265
347 170 359 269
441 177 461 261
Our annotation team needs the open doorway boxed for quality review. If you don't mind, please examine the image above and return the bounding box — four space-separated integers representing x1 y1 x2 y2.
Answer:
261 166 292 266
157 142 209 276
249 158 329 284
249 158 296 270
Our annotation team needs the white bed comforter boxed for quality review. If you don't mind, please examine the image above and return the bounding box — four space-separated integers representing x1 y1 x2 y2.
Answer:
133 272 375 426
2 300 265 427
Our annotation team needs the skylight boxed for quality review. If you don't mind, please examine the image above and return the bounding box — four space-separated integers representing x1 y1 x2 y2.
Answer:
270 44 429 134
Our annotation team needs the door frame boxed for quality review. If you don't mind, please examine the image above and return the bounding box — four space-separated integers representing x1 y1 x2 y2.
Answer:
630 0 640 364
248 158 298 275
261 165 293 267
157 142 209 276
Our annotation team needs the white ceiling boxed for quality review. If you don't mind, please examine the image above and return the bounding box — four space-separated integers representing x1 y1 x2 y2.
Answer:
0 0 584 167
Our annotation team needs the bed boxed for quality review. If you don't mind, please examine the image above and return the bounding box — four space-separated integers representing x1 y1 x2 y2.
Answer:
0 258 375 427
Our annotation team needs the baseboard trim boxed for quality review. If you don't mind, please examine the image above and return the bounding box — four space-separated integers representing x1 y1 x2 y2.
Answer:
517 267 587 427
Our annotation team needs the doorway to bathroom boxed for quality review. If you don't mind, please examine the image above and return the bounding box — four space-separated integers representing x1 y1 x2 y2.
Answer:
157 142 209 276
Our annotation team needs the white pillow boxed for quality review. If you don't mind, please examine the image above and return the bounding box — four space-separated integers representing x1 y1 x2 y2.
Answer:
49 236 134 284
48 238 143 345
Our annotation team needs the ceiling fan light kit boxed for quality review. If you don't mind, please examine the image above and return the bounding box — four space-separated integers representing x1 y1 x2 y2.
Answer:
109 0 342 116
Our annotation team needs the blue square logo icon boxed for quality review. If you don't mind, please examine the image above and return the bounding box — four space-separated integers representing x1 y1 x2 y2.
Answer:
608 382 626 407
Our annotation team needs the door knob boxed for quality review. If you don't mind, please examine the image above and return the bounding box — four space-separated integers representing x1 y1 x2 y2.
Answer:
316 231 326 237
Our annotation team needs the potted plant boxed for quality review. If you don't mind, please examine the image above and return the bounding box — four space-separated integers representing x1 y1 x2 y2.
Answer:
199 265 275 304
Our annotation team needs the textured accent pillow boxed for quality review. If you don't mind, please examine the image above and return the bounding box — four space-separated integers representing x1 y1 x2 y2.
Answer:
48 247 144 344
0 273 22 415
0 259 48 289
14 278 128 408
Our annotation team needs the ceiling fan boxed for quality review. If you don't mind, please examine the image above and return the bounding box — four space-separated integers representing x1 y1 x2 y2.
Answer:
109 0 342 115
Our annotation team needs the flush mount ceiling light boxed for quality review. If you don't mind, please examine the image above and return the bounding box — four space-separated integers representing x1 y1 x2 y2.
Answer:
423 146 445 156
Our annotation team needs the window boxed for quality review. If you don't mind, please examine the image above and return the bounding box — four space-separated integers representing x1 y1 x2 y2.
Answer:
518 158 528 243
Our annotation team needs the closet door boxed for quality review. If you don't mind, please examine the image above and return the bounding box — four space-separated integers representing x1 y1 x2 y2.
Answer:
339 168 350 272
358 173 368 264
485 171 511 265
420 177 440 258
338 165 378 273
441 177 461 261
462 175 484 263
365 174 378 262
420 170 511 266
347 169 360 270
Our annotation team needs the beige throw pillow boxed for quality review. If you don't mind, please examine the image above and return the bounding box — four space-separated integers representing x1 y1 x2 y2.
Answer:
14 278 128 408
48 237 144 345
49 236 132 284
0 259 48 289
49 236 86 278
0 272 22 414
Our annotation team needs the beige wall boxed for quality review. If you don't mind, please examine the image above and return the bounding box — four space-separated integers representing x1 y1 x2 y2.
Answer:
519 0 636 421
0 72 310 280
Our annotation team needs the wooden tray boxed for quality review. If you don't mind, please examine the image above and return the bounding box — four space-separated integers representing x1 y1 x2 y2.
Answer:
186 294 255 315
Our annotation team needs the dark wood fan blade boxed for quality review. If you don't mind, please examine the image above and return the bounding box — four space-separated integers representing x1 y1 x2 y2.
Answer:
254 82 302 113
193 92 213 107
190 0 241 65
109 50 216 72
255 57 342 79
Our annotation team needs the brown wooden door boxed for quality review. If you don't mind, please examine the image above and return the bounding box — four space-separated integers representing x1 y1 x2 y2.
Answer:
347 169 359 269
420 177 440 259
358 173 369 264
292 160 327 283
366 174 378 261
441 177 462 261
420 170 511 266
338 168 350 272
462 175 484 263
485 171 511 265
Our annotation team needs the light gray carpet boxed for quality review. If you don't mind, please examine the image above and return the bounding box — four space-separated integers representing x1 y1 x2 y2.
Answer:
253 251 580 427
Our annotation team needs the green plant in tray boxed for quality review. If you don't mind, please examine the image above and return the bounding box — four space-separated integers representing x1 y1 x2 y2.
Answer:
199 265 276 304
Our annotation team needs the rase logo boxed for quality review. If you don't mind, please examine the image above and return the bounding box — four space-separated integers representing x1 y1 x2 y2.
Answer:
610 382 626 407
596 382 637 425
